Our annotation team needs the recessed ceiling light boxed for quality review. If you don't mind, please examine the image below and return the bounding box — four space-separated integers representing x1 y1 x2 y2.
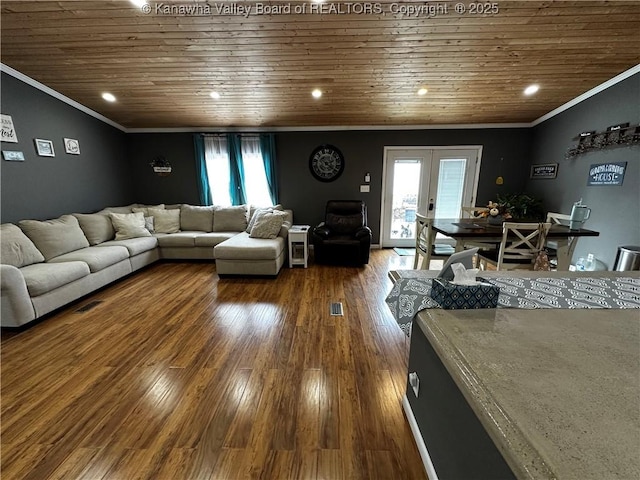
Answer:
130 0 148 8
102 92 116 102
417 88 428 96
524 84 540 96
312 89 322 99
209 91 220 99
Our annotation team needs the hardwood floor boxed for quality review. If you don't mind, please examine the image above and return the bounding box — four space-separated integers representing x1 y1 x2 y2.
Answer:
1 249 427 480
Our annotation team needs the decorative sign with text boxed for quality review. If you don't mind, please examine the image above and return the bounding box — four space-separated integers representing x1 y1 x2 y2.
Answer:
1 114 18 143
587 162 627 186
530 163 558 179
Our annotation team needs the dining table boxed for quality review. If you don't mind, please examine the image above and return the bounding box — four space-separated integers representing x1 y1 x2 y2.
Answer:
423 218 600 271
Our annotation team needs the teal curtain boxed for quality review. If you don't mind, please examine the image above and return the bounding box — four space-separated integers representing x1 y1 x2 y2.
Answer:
193 134 212 205
260 134 279 204
227 134 246 205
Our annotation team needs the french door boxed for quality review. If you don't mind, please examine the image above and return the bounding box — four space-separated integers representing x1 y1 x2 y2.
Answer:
380 147 481 248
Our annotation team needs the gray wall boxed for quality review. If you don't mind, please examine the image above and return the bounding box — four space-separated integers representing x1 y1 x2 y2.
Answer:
0 73 131 223
526 74 640 269
277 129 533 243
127 133 200 206
130 128 532 243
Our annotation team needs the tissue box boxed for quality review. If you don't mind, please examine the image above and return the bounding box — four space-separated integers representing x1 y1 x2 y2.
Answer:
430 277 500 309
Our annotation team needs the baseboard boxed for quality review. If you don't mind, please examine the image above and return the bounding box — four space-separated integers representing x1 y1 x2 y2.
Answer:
402 394 440 480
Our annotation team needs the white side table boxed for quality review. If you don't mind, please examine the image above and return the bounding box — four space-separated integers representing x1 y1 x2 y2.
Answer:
289 225 310 268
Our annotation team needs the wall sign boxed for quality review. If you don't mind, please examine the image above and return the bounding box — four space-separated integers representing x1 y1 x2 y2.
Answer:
1 114 18 143
64 138 80 155
2 150 25 161
530 163 558 179
587 162 627 186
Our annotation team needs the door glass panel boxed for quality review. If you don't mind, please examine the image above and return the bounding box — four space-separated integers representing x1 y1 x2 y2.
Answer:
434 158 466 219
390 160 421 240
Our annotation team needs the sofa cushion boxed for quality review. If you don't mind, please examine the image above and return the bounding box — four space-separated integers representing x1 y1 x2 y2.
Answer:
214 232 284 260
132 204 165 216
155 232 197 248
99 236 158 256
21 261 90 297
19 215 90 261
109 212 152 240
181 205 215 232
213 205 248 232
49 246 129 273
148 208 180 234
249 210 287 239
1 224 45 268
193 232 237 247
74 213 115 245
99 204 140 214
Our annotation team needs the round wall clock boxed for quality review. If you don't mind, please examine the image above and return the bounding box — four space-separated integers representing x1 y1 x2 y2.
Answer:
309 144 345 182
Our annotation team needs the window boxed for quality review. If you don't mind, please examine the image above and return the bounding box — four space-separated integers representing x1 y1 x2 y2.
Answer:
240 137 273 207
204 135 231 206
202 134 274 207
434 158 467 219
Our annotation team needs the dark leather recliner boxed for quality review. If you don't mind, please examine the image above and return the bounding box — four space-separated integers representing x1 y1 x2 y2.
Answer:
311 200 372 265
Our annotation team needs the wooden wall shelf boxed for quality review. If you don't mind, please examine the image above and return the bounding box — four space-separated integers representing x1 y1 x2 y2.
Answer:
566 123 640 159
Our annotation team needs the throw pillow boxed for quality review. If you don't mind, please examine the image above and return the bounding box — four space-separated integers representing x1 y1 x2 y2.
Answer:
19 215 90 261
132 204 165 216
73 213 115 245
249 210 287 239
148 208 180 234
108 212 152 240
144 216 155 233
180 205 214 232
99 204 140 214
213 205 248 232
0 223 45 267
248 203 282 221
246 207 272 233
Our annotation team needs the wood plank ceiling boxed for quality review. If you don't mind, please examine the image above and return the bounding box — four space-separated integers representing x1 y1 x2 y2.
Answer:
1 0 639 129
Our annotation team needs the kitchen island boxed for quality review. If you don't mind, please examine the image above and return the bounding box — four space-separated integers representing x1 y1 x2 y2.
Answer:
390 270 640 480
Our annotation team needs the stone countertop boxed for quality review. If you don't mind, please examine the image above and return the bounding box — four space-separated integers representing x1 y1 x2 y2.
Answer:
392 270 640 480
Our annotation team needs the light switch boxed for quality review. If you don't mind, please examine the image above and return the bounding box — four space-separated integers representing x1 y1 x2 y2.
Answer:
409 372 420 397
360 185 370 193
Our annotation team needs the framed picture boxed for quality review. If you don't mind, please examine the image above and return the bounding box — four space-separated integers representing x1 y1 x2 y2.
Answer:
587 162 627 186
530 163 558 179
1 114 18 143
64 138 80 155
2 150 25 161
34 138 55 157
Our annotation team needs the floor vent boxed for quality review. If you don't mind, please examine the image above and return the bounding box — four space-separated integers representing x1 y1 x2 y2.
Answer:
75 300 103 313
330 302 344 316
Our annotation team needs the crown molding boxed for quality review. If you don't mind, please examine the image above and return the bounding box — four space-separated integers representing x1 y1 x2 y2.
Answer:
3 62 638 133
0 63 127 132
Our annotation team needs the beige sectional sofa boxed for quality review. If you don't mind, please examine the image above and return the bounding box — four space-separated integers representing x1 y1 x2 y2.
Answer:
0 203 292 328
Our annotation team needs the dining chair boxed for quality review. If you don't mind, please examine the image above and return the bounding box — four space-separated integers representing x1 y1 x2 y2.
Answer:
545 212 575 268
477 222 551 271
414 213 455 269
460 206 496 251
